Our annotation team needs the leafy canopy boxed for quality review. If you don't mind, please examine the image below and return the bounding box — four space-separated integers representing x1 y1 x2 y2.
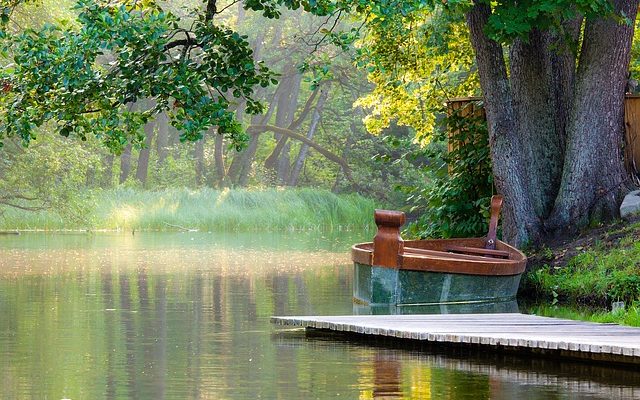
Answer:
1 0 276 153
0 0 623 155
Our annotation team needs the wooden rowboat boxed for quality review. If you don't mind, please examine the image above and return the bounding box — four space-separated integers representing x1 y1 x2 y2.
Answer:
351 195 527 306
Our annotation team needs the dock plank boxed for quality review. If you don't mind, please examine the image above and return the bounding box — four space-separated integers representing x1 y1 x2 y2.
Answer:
271 313 640 365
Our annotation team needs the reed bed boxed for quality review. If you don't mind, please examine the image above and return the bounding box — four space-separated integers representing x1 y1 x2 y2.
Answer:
0 188 377 232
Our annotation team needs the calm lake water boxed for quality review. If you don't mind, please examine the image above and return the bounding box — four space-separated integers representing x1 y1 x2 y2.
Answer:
1 232 639 399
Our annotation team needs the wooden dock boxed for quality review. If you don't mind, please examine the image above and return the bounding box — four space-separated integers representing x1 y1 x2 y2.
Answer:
271 313 640 365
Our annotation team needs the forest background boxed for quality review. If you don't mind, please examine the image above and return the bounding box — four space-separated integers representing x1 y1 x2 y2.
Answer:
2 0 640 240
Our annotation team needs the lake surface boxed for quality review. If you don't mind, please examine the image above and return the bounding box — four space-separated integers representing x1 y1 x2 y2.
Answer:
1 232 639 399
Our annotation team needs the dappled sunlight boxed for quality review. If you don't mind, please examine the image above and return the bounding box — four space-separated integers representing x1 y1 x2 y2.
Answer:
0 232 352 278
147 196 179 215
215 187 230 207
108 204 141 228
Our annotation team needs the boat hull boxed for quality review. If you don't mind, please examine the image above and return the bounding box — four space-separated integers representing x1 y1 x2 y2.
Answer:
351 237 526 306
353 262 522 306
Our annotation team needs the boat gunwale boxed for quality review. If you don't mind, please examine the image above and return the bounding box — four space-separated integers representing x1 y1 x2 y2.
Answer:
351 238 527 276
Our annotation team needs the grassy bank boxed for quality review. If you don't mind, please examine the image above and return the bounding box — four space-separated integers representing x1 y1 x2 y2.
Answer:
522 221 640 306
0 188 377 232
527 303 640 327
521 219 640 326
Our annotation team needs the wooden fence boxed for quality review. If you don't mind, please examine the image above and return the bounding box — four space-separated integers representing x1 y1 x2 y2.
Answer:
447 96 640 179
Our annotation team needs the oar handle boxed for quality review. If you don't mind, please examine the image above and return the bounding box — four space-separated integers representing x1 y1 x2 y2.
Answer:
485 195 503 250
373 210 405 268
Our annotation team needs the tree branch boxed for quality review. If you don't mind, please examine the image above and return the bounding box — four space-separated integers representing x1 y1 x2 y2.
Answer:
247 124 355 184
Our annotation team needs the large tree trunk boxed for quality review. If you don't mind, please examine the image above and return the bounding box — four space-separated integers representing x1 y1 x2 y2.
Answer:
466 0 638 246
466 2 541 245
509 30 565 218
548 0 639 230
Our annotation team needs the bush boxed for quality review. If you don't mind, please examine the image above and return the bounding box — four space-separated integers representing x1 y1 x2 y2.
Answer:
402 101 494 239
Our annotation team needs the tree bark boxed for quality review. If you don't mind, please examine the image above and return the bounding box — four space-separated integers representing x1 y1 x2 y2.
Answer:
101 153 114 188
194 133 206 186
156 112 169 166
510 30 564 218
466 2 541 245
248 124 355 184
237 131 260 186
214 132 225 186
119 144 132 184
136 117 155 186
333 116 359 192
269 85 323 182
467 0 638 246
288 87 329 186
265 69 302 179
548 0 639 230
229 89 279 185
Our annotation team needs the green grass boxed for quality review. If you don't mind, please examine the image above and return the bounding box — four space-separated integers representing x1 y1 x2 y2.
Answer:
527 303 640 327
0 187 378 232
523 230 640 305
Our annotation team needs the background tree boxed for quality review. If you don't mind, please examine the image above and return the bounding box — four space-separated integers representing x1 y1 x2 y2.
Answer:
0 0 426 217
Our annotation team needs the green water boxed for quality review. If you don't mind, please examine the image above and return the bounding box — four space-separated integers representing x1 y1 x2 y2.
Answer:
1 232 639 399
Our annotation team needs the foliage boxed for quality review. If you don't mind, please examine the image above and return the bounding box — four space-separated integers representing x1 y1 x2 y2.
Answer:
0 0 273 152
0 133 102 223
0 0 429 219
348 0 619 143
0 187 377 231
525 234 640 305
482 0 618 43
630 19 640 86
354 5 478 143
402 102 493 239
528 303 640 328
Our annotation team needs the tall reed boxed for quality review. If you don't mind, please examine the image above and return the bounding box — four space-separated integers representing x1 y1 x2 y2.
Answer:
0 188 377 232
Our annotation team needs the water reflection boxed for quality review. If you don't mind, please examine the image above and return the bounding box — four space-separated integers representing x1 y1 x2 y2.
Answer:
354 299 520 315
276 332 640 399
373 357 402 398
1 232 638 399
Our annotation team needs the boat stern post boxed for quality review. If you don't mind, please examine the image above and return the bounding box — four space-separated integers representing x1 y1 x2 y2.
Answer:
372 210 406 268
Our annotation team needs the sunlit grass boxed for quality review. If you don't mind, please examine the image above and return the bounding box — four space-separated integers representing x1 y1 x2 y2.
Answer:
527 303 640 327
524 238 640 305
0 187 377 232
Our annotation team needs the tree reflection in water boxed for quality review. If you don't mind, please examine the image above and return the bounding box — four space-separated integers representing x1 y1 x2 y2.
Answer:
0 232 638 399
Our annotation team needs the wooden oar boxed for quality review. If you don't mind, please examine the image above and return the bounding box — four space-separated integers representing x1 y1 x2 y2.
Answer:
485 195 503 250
441 195 506 258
